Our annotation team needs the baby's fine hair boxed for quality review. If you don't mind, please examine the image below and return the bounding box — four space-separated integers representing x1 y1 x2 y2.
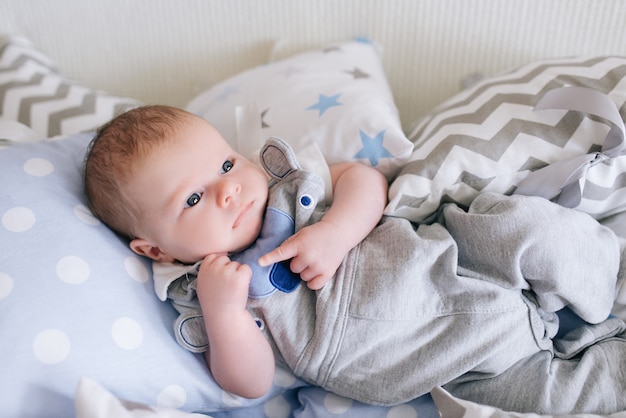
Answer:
83 105 195 239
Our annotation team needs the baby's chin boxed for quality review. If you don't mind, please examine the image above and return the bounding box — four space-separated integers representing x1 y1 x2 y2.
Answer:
174 257 201 266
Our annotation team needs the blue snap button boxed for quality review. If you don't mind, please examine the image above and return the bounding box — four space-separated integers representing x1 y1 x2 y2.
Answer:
254 318 265 331
299 194 313 208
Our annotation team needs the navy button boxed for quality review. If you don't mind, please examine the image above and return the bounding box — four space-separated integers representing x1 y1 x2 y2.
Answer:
254 318 265 331
299 194 313 208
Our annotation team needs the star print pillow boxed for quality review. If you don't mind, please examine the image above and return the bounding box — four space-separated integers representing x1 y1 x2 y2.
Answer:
186 39 412 180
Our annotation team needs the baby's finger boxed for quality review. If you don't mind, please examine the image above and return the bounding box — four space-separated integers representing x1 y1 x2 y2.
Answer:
305 274 329 290
203 252 229 264
258 242 297 267
235 262 252 276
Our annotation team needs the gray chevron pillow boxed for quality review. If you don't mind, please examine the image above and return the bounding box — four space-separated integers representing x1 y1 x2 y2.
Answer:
385 56 626 223
0 35 141 139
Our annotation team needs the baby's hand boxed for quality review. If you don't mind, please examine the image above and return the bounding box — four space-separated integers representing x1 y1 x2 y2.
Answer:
196 253 251 317
258 221 346 290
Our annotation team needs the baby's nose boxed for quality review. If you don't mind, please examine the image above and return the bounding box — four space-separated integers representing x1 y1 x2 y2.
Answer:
217 180 240 206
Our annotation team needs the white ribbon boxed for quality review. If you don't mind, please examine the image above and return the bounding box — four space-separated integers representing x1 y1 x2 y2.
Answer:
514 86 626 208
235 101 265 160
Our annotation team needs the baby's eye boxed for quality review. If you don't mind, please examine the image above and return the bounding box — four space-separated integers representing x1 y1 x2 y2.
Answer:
222 160 234 173
185 192 202 208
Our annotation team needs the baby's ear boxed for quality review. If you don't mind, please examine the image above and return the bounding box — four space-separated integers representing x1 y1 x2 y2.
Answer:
130 238 176 262
259 137 301 181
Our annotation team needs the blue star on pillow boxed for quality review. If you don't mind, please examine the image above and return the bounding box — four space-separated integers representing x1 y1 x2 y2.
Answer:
306 93 342 116
353 129 392 166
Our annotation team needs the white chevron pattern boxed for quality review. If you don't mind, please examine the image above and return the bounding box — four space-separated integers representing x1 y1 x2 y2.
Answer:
386 56 626 223
0 36 140 139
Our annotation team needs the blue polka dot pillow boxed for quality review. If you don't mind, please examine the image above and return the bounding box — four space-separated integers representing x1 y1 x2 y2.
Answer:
186 39 412 180
0 132 305 417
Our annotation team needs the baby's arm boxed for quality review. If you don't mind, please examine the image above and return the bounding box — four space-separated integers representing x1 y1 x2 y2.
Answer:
195 253 275 399
259 162 388 289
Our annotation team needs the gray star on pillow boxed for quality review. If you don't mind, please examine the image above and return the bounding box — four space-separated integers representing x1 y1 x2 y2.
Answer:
345 67 369 79
261 108 270 129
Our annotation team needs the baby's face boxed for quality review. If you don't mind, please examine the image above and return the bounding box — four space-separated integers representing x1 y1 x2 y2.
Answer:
126 117 269 264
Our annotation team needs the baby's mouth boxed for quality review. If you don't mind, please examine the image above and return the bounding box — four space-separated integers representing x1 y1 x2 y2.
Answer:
233 201 253 229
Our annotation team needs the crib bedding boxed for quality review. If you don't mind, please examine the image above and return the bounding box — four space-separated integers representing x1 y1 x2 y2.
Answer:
386 56 626 223
1 32 626 418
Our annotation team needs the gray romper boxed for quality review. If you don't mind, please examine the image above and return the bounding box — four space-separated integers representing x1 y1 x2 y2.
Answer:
156 138 626 414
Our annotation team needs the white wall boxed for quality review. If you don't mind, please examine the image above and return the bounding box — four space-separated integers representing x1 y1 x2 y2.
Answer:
2 0 626 128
